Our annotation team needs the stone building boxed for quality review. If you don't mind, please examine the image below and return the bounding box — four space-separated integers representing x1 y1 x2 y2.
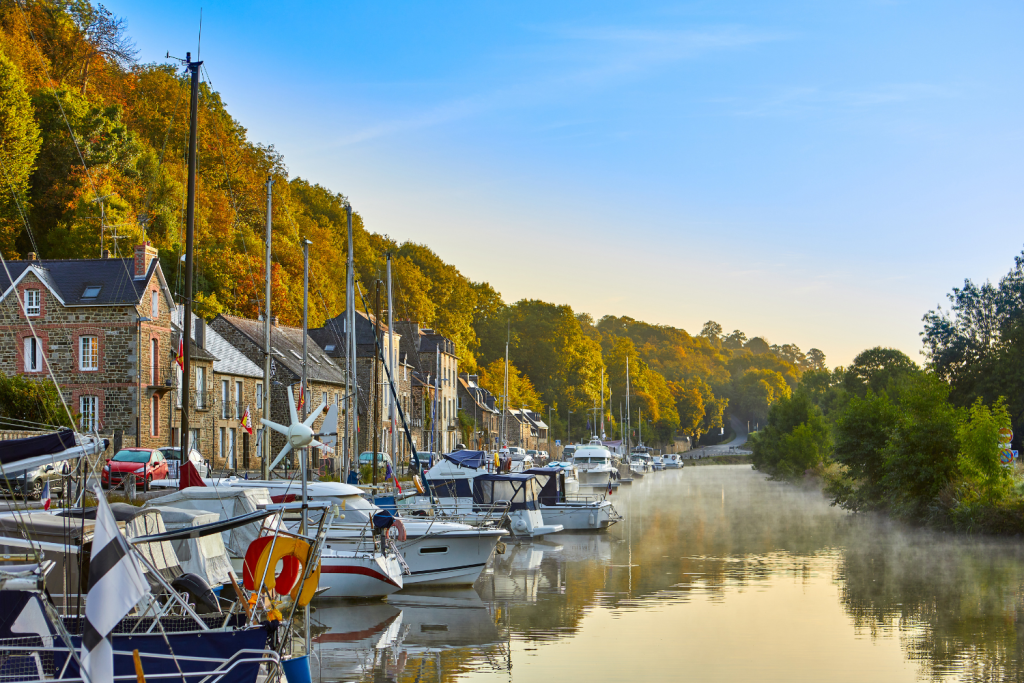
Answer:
0 244 177 457
210 313 348 472
309 310 412 465
172 313 265 472
394 322 459 453
457 374 500 451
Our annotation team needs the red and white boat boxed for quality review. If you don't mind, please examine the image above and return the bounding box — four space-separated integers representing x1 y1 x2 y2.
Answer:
318 546 404 598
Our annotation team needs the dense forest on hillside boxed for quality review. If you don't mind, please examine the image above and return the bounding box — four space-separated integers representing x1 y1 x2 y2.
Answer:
0 1 826 445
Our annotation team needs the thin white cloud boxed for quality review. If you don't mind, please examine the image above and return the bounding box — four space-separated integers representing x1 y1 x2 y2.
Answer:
735 83 958 117
331 24 784 147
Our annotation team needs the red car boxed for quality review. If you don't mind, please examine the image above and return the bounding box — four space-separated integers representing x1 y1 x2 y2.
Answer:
102 448 169 489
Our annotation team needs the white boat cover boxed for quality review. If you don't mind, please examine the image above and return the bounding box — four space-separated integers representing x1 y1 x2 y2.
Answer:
124 509 182 584
143 487 273 557
146 506 233 587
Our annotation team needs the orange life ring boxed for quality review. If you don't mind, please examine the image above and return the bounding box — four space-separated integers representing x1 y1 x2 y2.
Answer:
413 475 425 495
243 536 300 591
391 517 407 542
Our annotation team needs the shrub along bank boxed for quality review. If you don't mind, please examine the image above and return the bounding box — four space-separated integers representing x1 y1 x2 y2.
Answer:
750 348 1022 534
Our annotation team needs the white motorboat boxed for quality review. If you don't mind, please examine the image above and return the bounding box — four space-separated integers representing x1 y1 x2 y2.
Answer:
651 455 666 471
318 547 404 598
664 454 683 469
215 476 504 586
526 467 622 531
544 461 581 494
570 439 619 487
415 451 563 537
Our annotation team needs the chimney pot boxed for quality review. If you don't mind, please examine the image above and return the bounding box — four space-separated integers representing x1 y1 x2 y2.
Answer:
102 249 110 259
271 316 279 326
26 252 38 261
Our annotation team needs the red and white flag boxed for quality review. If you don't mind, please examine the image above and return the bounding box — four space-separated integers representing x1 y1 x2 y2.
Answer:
174 336 184 371
240 405 254 435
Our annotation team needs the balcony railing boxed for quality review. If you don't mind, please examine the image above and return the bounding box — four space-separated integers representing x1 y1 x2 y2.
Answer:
191 391 214 411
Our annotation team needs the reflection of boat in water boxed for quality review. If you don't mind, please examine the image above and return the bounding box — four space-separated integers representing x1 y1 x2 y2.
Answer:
477 542 557 603
544 532 614 563
311 590 504 681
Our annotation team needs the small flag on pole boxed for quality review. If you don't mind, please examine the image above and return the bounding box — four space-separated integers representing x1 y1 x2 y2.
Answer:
240 405 254 435
174 336 184 371
385 461 402 493
41 480 50 510
296 383 305 413
80 488 150 683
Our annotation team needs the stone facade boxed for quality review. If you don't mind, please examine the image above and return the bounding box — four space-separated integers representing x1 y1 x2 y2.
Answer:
457 374 500 451
210 314 348 473
0 248 178 463
394 322 460 453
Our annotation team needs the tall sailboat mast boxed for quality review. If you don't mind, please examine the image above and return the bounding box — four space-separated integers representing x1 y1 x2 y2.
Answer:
386 254 397 469
345 202 356 480
261 176 273 479
625 356 631 457
179 53 201 462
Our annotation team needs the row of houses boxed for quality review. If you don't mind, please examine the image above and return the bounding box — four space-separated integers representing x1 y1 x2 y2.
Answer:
0 244 550 472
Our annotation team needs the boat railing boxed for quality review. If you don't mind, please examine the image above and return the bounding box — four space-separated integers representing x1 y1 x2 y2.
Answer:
562 493 608 504
0 636 282 682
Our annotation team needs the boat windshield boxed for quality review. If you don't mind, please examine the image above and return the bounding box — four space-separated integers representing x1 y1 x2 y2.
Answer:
112 450 151 463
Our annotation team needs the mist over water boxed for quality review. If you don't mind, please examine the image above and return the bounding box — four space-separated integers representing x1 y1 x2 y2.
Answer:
311 466 1024 682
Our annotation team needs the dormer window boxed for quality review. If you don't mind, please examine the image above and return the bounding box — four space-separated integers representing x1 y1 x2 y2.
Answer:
82 286 102 299
24 290 40 316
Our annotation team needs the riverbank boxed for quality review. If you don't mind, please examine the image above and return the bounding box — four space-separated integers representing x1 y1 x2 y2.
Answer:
688 454 753 466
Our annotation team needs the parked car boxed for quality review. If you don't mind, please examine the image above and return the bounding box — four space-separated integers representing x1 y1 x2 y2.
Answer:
102 448 168 489
158 446 208 478
0 460 67 500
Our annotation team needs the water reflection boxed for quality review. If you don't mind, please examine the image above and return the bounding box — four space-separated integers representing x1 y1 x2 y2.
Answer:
314 466 1024 682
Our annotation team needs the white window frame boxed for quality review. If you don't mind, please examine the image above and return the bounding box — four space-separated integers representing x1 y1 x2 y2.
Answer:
151 290 159 319
228 428 236 468
195 367 206 408
24 289 40 316
221 380 229 418
80 395 98 431
256 383 263 409
151 395 160 436
24 336 43 373
79 335 98 371
150 338 158 383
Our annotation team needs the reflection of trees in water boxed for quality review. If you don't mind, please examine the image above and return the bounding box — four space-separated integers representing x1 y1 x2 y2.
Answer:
837 524 1024 682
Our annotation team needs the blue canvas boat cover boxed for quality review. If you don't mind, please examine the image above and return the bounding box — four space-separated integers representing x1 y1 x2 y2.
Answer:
0 429 75 467
443 450 487 469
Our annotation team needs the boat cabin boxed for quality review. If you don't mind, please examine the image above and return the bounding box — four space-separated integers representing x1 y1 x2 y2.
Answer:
472 473 541 511
524 467 568 505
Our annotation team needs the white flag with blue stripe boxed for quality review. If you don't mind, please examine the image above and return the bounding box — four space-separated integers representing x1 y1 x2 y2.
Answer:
80 487 150 682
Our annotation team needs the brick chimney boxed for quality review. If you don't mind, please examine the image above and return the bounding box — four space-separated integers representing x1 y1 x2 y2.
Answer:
270 315 279 326
134 242 158 279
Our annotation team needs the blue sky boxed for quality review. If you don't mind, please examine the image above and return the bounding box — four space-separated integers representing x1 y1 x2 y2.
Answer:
111 1 1024 367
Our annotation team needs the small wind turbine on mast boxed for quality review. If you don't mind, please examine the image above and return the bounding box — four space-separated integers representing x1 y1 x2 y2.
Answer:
262 389 327 470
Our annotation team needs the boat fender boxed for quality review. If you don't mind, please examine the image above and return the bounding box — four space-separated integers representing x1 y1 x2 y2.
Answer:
513 518 528 532
391 517 407 542
252 537 307 595
588 513 596 527
243 536 300 591
413 475 425 495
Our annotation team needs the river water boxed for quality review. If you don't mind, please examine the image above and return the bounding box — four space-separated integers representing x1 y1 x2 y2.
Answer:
310 465 1024 682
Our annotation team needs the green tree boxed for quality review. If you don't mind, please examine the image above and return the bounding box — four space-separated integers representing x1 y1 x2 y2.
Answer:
956 398 1013 502
0 374 74 428
750 391 830 480
0 47 41 256
733 368 790 424
843 347 918 398
829 390 899 511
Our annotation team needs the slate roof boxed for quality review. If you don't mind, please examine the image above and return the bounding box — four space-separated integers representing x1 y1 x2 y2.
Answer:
310 310 389 359
215 313 347 386
174 310 258 377
0 258 164 306
458 375 499 413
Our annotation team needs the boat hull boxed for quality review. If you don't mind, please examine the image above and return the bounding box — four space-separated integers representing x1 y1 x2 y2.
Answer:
318 551 404 598
540 502 619 530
